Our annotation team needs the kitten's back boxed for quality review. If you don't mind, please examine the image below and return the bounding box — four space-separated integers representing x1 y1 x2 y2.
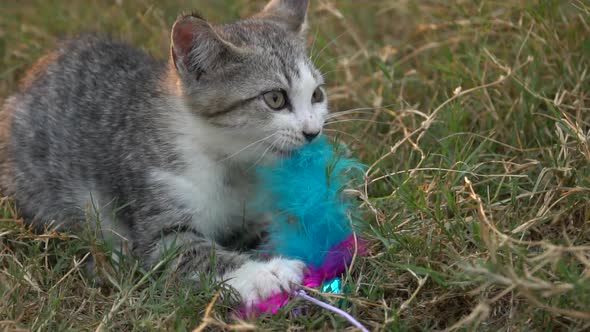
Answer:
0 34 171 224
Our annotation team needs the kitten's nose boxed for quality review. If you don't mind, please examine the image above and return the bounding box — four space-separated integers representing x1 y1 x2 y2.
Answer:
303 130 320 142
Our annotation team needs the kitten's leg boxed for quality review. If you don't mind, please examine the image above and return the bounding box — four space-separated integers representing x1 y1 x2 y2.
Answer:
217 215 271 252
217 229 268 253
136 218 305 306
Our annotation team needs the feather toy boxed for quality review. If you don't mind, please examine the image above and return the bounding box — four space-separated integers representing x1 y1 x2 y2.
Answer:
245 136 367 321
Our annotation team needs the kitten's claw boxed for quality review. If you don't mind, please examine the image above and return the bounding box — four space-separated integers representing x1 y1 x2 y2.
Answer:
223 258 306 306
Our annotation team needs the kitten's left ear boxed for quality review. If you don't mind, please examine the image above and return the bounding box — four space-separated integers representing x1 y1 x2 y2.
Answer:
255 0 309 36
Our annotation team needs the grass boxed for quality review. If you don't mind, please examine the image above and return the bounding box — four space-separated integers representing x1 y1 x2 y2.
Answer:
1 0 590 330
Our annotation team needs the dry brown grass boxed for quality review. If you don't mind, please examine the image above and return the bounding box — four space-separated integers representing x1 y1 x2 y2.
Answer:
1 0 589 330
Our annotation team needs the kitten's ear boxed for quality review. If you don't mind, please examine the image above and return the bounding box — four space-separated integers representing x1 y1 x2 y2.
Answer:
256 0 309 35
171 14 240 79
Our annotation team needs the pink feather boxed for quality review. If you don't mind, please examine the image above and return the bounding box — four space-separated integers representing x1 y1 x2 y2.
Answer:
242 235 366 316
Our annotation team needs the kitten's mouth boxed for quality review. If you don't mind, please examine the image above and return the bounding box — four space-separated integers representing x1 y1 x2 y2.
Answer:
268 146 293 158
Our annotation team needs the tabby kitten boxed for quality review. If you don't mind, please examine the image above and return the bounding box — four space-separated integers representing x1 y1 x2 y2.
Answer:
0 0 328 305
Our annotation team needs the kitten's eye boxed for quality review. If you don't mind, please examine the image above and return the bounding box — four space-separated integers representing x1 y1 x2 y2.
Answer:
263 90 288 110
311 87 324 104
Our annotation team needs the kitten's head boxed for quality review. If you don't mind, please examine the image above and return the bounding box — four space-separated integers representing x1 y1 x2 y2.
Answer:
170 0 327 163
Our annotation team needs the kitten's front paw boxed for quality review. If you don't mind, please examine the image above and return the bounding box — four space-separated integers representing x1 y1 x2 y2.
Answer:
222 258 306 306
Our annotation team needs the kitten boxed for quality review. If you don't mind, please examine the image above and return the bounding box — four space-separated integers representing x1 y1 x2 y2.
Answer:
0 0 328 305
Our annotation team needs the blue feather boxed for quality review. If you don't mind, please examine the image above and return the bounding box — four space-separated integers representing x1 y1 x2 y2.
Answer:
254 136 364 267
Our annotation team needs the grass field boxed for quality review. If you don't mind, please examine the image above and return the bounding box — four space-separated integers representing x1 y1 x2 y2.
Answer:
1 0 590 331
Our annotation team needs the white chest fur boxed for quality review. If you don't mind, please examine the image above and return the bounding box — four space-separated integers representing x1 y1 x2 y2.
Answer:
151 158 253 238
156 97 261 238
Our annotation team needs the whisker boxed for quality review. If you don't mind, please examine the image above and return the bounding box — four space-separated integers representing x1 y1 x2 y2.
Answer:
325 103 400 120
315 54 348 74
311 31 348 63
308 28 321 63
325 119 392 126
315 48 368 73
326 109 376 119
218 132 278 163
323 128 364 142
279 136 287 154
247 137 278 171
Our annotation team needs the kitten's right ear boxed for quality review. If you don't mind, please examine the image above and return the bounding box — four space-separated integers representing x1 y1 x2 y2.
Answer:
171 14 237 79
255 0 309 36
